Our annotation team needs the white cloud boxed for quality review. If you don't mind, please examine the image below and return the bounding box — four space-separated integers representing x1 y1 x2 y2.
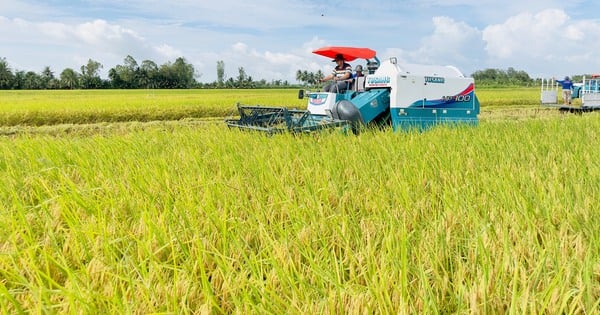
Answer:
75 20 143 45
376 16 484 76
482 9 568 59
0 16 187 76
155 44 182 59
232 42 249 54
414 16 483 63
3 1 600 83
480 8 600 76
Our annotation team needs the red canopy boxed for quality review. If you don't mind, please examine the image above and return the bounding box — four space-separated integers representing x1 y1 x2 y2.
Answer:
312 46 377 62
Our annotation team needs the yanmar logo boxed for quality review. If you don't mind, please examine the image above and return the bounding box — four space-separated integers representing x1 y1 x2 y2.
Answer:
425 76 445 84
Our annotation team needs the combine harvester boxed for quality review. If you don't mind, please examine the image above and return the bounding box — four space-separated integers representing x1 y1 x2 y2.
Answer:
226 46 480 134
540 75 600 113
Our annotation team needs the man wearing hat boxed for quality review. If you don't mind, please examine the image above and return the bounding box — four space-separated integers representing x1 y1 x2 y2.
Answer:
353 65 364 78
351 65 365 91
320 54 352 93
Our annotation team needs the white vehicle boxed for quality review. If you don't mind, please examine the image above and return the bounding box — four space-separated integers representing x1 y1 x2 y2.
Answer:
227 46 481 133
541 75 600 113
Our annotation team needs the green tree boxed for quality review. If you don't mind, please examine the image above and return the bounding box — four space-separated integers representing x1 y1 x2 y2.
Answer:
315 70 324 84
123 55 140 87
172 57 195 88
109 55 139 88
60 68 80 89
12 70 25 89
295 69 323 86
296 70 306 85
80 59 103 89
471 67 533 86
236 67 247 88
0 57 14 89
226 77 235 88
23 71 41 89
217 60 225 88
41 66 58 89
140 60 158 89
108 68 124 88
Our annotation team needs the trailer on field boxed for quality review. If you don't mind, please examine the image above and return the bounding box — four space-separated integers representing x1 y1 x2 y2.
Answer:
541 76 600 113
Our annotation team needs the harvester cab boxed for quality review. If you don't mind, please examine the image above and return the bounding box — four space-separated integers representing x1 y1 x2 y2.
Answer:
298 47 387 133
299 46 480 131
226 46 481 134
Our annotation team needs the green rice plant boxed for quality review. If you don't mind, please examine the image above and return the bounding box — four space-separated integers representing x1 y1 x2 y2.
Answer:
0 89 306 126
1 113 598 313
0 87 563 127
475 87 540 108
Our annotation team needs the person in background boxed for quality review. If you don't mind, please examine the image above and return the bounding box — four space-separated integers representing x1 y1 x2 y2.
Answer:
555 76 574 105
351 65 365 91
352 65 364 79
320 54 352 93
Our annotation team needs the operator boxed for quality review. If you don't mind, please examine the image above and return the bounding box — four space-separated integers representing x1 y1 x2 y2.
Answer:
320 54 352 93
555 76 574 105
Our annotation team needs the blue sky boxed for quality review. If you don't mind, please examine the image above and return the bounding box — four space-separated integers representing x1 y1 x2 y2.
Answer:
1 0 600 83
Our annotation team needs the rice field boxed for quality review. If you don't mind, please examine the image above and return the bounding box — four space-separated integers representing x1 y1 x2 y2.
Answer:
0 89 306 127
0 88 599 313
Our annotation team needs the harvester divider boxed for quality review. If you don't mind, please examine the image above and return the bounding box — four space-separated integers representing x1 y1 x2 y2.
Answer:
225 103 350 135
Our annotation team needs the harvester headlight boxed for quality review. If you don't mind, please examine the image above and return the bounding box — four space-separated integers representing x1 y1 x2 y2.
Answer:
370 100 378 108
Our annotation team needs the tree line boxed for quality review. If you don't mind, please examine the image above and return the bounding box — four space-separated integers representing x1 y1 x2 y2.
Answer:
0 55 590 90
467 68 589 87
0 56 197 90
0 56 292 90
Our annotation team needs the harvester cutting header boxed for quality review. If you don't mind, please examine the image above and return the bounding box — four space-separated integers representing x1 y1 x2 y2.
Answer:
226 46 480 134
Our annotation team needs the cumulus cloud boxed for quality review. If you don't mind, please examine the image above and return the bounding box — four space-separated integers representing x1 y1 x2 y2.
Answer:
76 20 143 45
5 2 600 82
214 42 305 81
480 8 600 76
415 16 483 62
35 19 152 58
232 42 249 54
0 16 185 75
155 44 182 59
381 16 485 75
482 9 568 59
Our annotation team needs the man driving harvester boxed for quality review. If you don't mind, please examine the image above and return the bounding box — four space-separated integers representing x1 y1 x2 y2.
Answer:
320 53 352 93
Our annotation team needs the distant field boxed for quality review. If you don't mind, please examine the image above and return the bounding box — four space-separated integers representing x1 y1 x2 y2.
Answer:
1 88 598 313
0 89 306 126
0 87 561 127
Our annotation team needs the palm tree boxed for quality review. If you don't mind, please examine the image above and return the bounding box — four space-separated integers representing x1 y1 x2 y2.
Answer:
60 68 79 89
0 58 14 89
41 66 57 89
